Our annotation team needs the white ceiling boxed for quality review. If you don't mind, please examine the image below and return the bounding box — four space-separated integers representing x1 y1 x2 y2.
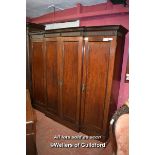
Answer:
26 0 108 18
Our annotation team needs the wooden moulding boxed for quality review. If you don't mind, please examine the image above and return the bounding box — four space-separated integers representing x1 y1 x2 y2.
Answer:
27 22 45 32
29 25 128 38
43 25 128 37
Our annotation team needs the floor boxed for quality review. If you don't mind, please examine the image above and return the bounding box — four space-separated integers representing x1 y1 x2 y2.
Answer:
35 110 113 155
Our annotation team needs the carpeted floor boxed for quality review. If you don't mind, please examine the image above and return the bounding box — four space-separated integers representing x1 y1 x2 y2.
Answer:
35 110 113 155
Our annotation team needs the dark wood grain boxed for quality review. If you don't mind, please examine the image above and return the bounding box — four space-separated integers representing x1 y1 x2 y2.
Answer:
81 37 111 137
26 23 45 92
60 37 83 129
45 38 59 115
31 40 46 108
26 23 45 32
102 36 117 139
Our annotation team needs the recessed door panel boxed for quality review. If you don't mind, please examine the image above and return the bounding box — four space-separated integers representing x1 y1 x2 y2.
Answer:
46 40 59 114
31 41 45 105
81 38 111 134
62 41 78 122
60 37 82 129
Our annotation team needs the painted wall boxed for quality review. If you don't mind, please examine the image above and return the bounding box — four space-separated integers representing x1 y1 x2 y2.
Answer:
29 2 129 108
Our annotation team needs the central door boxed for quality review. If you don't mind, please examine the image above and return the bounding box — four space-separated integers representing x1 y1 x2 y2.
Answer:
59 37 83 130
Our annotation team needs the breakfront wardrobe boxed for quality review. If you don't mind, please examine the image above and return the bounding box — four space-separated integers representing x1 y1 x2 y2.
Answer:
28 25 128 141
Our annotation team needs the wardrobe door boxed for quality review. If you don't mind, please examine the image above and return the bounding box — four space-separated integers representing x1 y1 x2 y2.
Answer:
80 36 114 137
45 38 59 115
31 37 46 111
59 37 83 130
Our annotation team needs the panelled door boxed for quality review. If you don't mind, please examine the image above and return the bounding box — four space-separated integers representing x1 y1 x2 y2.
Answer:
45 37 60 116
59 37 83 130
80 36 115 137
31 36 46 109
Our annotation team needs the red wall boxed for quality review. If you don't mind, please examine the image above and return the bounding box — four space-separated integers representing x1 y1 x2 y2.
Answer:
29 2 129 108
